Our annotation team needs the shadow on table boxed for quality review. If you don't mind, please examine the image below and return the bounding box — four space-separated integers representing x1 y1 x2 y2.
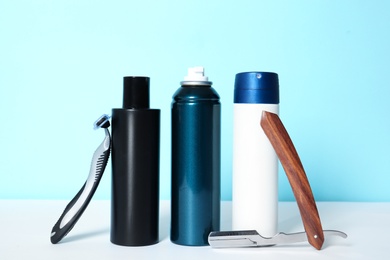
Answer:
60 227 110 243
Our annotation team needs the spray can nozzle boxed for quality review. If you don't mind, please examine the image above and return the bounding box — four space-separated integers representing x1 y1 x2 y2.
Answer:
181 66 212 85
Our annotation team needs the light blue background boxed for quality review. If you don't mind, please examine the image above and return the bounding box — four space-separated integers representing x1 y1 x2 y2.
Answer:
1 0 389 201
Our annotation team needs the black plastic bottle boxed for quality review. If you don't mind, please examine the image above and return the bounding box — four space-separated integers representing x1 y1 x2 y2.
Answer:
111 77 160 246
171 67 221 246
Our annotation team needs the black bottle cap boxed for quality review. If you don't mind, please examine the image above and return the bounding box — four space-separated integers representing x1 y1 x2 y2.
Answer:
123 77 150 109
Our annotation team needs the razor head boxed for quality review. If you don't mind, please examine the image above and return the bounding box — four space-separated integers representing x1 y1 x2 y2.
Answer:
209 230 263 248
94 114 111 129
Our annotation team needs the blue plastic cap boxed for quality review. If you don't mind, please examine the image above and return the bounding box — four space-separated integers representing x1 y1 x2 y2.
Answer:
234 72 279 104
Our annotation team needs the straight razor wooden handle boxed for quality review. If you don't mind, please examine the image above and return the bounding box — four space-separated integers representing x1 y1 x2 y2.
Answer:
260 111 324 250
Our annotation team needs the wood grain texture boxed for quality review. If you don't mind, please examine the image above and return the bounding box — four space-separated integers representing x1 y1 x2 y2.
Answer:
260 111 324 250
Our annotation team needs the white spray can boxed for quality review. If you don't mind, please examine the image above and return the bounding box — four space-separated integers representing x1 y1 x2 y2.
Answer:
232 72 279 237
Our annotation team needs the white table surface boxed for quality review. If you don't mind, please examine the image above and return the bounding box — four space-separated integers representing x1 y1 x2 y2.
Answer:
1 200 388 259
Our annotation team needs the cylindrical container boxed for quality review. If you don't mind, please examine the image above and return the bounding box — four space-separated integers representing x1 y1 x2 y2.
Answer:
232 72 279 237
111 77 160 246
171 67 221 246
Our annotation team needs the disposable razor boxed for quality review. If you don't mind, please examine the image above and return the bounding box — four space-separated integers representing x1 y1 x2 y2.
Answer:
50 114 111 244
